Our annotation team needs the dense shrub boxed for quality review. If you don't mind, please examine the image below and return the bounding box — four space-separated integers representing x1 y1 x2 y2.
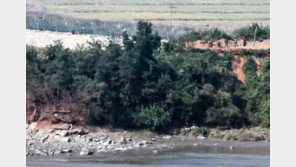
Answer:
179 28 232 43
242 57 270 127
233 23 270 40
132 104 171 130
26 21 270 131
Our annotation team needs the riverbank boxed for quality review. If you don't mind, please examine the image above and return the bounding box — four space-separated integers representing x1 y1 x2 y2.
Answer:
26 123 269 157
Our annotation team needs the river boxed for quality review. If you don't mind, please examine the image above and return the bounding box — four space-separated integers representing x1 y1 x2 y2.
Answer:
27 144 270 167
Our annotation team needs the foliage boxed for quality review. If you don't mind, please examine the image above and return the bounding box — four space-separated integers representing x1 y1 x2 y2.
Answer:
242 57 270 127
178 28 232 43
26 21 270 131
132 104 171 130
191 127 211 137
233 23 270 40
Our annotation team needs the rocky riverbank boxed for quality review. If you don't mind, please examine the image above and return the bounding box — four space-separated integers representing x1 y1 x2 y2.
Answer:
26 122 269 157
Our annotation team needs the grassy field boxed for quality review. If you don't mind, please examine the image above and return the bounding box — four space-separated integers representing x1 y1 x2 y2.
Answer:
35 0 269 31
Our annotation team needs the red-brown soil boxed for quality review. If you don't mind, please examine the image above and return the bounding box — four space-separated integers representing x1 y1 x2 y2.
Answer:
231 55 246 85
186 39 270 51
26 91 85 129
186 39 270 84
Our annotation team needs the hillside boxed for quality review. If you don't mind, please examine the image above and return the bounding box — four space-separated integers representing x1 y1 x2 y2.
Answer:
26 29 269 85
26 29 122 49
26 22 269 131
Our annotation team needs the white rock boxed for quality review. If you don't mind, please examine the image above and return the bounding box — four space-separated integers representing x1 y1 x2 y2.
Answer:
163 135 172 140
61 149 72 153
79 148 93 156
152 150 159 154
197 135 206 140
114 147 128 151
62 137 71 142
106 140 112 145
120 138 128 145
40 135 49 143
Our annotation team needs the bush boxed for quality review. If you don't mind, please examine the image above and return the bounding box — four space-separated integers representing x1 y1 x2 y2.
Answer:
233 23 270 40
178 28 232 43
191 127 211 137
132 104 172 130
26 21 270 131
243 57 270 127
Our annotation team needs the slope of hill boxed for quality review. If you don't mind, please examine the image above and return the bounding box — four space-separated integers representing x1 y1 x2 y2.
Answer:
26 29 121 49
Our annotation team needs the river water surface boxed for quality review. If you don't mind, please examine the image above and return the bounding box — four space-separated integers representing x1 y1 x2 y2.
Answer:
27 144 270 167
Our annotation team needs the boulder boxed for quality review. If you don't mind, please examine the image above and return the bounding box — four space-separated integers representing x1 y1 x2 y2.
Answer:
40 135 49 143
120 138 128 145
180 128 191 136
229 146 234 150
114 147 128 151
97 147 107 153
197 135 206 140
106 140 112 145
79 148 94 156
62 137 71 142
54 150 61 155
61 149 72 153
54 123 71 130
60 130 69 137
162 135 172 140
27 122 38 132
78 128 89 135
138 142 145 147
143 140 152 144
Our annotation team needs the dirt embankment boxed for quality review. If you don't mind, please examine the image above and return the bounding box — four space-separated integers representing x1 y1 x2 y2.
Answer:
230 55 264 84
186 39 270 51
26 90 85 129
187 39 270 84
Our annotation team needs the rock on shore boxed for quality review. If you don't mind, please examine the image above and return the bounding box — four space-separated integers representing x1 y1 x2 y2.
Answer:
26 123 269 157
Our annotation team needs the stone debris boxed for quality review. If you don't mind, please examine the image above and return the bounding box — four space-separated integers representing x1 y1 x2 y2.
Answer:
162 135 172 140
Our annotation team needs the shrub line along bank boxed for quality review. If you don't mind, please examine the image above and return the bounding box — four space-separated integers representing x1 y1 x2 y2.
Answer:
26 21 270 132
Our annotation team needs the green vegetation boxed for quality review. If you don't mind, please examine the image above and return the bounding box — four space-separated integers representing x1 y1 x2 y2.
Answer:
27 12 269 41
27 21 270 131
177 23 270 44
27 0 269 36
178 28 232 43
233 23 270 40
35 0 269 30
242 57 270 127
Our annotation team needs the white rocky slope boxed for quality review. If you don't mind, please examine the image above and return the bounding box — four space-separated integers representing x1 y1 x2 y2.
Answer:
26 29 122 49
